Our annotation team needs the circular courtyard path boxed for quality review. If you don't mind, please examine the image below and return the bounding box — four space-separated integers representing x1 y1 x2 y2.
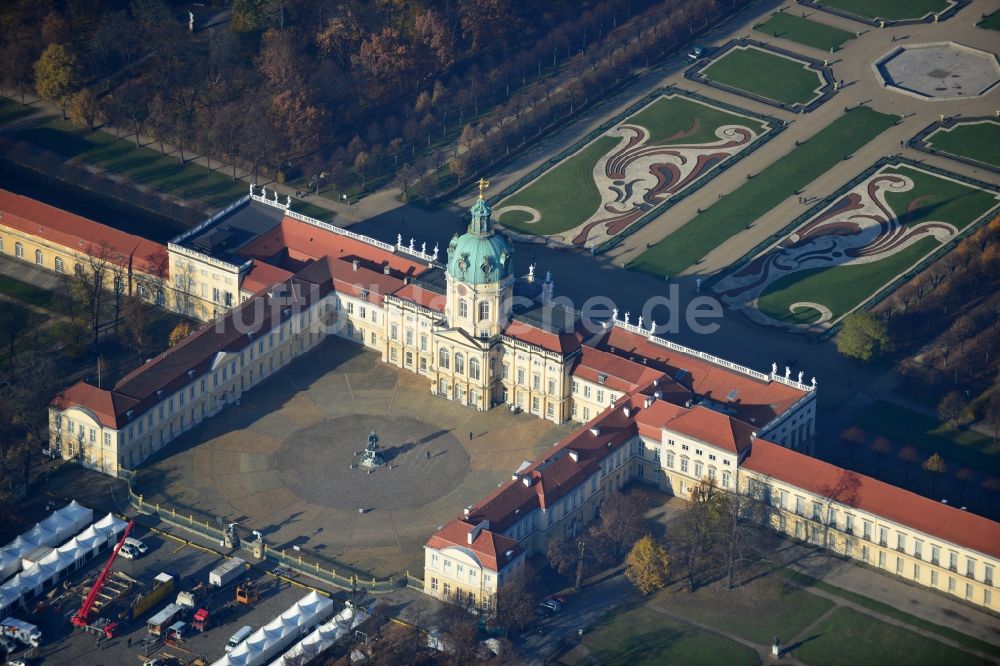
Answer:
136 341 574 578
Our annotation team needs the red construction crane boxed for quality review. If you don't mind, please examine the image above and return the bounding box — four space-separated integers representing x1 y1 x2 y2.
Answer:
70 518 135 638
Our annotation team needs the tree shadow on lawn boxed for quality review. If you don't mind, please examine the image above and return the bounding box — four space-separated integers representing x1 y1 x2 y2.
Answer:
17 126 95 157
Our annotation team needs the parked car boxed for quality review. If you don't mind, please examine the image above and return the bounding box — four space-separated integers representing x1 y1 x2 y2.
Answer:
538 599 562 614
124 537 149 555
118 544 139 560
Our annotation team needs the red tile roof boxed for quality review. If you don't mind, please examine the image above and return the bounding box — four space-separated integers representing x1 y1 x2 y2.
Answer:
596 326 804 426
51 382 138 429
0 189 168 276
240 260 293 294
237 217 426 276
571 346 664 393
391 283 446 312
743 439 1000 560
425 519 522 571
503 320 583 354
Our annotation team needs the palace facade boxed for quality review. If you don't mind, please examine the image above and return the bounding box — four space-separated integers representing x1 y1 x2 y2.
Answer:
12 184 993 616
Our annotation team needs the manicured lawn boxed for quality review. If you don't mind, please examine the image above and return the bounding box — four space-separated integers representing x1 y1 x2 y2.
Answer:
626 96 767 145
853 400 1000 475
755 12 856 51
882 165 999 232
496 136 618 235
632 107 895 276
566 605 760 666
0 274 59 311
777 568 1000 658
753 164 997 324
0 98 37 126
980 10 1000 30
497 95 768 236
666 575 834 645
927 121 1000 169
794 607 991 666
702 47 823 105
10 116 248 210
756 238 937 323
818 0 951 21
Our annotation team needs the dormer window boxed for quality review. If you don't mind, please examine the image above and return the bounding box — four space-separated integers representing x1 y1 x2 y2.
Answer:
598 373 607 385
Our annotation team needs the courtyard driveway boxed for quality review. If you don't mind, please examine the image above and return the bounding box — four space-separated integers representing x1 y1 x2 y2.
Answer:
135 340 574 578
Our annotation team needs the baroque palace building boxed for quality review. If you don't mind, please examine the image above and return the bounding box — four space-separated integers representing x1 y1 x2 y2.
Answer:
5 182 993 616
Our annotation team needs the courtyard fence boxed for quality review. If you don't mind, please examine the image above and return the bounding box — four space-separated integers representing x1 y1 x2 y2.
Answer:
127 484 421 594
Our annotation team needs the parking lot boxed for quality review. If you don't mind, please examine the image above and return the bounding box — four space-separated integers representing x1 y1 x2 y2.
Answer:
4 521 356 666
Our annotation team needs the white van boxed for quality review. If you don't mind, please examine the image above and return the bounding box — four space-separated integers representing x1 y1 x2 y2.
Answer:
226 626 253 653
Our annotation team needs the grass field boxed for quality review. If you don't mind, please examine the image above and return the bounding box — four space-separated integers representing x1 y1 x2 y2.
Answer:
702 47 823 105
755 12 856 51
980 10 1000 30
755 164 997 324
1 99 331 220
777 568 1000 658
927 121 1000 169
795 607 992 666
497 95 767 236
0 274 62 312
632 107 895 276
756 237 937 323
13 121 249 210
666 575 834 645
853 400 1000 475
562 606 759 666
817 0 951 21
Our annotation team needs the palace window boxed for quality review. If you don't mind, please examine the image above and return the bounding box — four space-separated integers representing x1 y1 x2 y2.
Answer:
55 257 64 273
596 390 604 404
15 242 23 258
459 299 468 318
548 379 556 395
583 385 591 398
35 249 43 265
680 457 689 474
431 578 439 591
517 369 525 385
694 461 703 478
454 353 465 374
405 329 414 345
390 324 398 341
439 348 450 369
479 301 490 321
721 470 730 488
665 452 674 468
533 374 541 391
420 334 428 351
470 357 481 380
572 381 579 394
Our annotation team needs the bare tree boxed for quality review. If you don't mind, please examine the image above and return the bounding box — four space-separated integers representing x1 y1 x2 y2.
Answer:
73 242 114 349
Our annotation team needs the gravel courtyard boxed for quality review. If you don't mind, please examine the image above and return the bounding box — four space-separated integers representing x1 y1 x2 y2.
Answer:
135 340 573 578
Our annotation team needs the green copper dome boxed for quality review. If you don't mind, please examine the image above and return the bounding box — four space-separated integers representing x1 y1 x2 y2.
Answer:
447 196 514 285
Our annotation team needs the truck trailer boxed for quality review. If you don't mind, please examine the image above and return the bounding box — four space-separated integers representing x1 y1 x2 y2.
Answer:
147 603 184 637
209 557 247 588
0 617 42 648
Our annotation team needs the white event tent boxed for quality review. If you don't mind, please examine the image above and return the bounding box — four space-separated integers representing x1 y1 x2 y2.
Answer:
0 501 92 581
0 513 126 617
212 591 335 666
270 602 371 666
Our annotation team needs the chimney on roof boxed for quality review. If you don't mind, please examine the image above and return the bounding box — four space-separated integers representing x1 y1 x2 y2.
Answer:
644 396 654 408
464 506 472 516
751 431 757 439
468 519 489 544
352 259 360 271
522 476 533 487
623 406 631 418
590 426 601 437
654 390 662 399
383 264 390 275
569 450 579 463
684 400 692 408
